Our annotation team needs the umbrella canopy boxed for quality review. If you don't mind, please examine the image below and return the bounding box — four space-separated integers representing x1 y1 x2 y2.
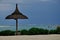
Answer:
5 4 28 19
5 4 28 35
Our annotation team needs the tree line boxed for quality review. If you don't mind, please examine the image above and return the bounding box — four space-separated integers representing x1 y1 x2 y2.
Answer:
0 26 60 36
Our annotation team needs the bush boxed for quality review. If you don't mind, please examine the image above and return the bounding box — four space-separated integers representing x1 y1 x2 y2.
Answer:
56 26 60 34
0 26 60 36
20 29 28 35
43 29 48 34
39 29 48 34
49 30 56 34
0 30 15 36
28 28 40 35
28 28 48 35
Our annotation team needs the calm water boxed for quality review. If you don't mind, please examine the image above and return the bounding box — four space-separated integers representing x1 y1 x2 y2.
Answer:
0 24 59 31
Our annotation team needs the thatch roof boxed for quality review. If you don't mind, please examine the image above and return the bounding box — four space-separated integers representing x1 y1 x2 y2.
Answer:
5 4 28 19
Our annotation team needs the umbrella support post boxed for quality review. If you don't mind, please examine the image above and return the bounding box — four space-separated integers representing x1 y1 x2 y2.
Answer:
5 4 28 36
16 19 18 35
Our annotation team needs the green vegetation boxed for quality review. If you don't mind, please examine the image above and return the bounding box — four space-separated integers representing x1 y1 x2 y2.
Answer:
20 29 28 35
56 26 60 34
49 30 57 34
28 28 48 35
0 26 60 36
0 30 15 36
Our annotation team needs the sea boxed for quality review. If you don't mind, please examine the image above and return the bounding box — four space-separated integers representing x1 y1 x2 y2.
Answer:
0 24 59 31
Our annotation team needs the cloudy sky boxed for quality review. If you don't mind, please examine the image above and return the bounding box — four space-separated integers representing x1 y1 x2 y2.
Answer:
0 0 60 25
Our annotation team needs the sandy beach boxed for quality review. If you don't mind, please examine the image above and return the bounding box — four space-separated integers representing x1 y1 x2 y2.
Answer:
0 34 60 40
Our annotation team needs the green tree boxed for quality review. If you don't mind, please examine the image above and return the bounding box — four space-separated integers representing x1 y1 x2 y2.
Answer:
0 30 15 36
43 29 48 34
49 30 56 34
56 26 60 34
29 28 44 35
20 29 28 35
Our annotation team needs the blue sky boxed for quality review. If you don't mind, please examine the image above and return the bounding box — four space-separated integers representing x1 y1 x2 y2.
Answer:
0 0 60 26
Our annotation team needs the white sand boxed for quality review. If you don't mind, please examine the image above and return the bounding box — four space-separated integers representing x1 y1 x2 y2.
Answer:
0 34 60 40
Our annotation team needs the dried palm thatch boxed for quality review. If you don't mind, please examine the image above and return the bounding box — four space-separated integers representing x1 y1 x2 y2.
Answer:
5 4 28 35
6 4 28 19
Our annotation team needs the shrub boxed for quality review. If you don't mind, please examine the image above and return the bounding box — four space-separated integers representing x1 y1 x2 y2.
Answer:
56 26 60 34
43 29 48 34
20 29 28 35
28 28 40 35
0 30 15 36
49 30 56 34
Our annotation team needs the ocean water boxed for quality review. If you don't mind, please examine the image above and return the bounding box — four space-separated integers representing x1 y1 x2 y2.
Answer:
0 25 58 31
0 24 58 31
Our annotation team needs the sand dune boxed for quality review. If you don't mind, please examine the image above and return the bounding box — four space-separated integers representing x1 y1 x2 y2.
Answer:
0 34 60 40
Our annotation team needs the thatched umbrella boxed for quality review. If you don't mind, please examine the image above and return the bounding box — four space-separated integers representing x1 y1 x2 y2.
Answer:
5 4 28 35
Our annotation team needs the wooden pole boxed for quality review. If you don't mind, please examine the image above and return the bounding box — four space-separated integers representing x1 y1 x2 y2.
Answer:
16 19 18 35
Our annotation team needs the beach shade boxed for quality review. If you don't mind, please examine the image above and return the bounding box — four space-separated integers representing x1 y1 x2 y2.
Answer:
5 4 28 35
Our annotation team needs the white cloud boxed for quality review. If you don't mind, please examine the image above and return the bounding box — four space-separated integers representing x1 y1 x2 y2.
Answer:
0 0 58 4
0 0 53 4
0 3 14 11
40 0 51 1
0 25 14 27
0 0 23 11
1 0 22 3
0 0 58 11
40 0 58 3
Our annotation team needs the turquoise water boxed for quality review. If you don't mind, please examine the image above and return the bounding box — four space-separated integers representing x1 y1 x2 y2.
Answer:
0 24 58 31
